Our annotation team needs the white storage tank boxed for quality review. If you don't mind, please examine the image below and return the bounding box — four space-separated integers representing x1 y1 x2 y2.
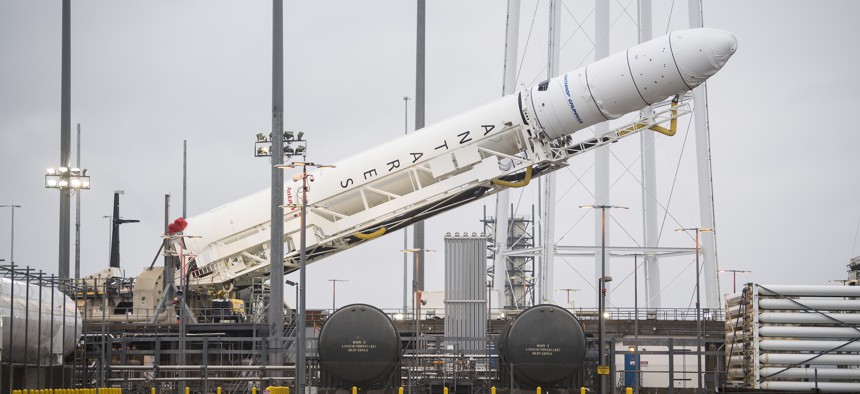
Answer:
0 277 81 365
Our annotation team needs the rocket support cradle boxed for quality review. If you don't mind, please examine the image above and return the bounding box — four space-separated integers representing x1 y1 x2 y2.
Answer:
181 28 737 290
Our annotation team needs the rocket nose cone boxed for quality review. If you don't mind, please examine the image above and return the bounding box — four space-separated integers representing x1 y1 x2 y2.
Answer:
705 28 738 63
671 28 738 89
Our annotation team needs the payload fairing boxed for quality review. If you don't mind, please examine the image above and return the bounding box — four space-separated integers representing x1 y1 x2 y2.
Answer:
182 28 737 289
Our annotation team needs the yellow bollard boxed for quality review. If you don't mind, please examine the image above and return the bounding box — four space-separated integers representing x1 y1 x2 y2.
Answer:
185 387 189 394
444 387 449 394
491 387 496 394
399 387 404 394
352 387 357 394
217 387 222 394
581 387 587 394
536 387 541 394
625 388 632 394
151 387 156 394
252 387 257 394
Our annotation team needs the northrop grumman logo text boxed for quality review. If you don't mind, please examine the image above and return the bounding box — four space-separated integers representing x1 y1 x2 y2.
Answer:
563 74 584 124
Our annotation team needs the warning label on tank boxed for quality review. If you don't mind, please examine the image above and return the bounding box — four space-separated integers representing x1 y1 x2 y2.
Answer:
342 340 377 353
525 343 561 357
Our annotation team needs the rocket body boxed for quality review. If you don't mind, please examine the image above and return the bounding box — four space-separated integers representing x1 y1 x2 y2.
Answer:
183 28 737 287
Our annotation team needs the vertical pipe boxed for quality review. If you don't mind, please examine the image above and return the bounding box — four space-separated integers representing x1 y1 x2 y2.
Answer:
688 0 720 309
59 0 71 280
37 271 42 380
179 245 186 391
638 0 661 309
540 0 560 304
75 125 81 281
163 195 174 296
297 167 308 394
24 269 30 371
695 231 703 391
633 255 639 394
594 0 610 307
269 0 286 378
7 265 13 390
101 277 108 388
413 0 426 295
183 140 187 218
62 277 67 388
667 338 674 394
494 0 521 310
1 206 20 267
49 275 55 385
598 209 607 394
403 96 410 316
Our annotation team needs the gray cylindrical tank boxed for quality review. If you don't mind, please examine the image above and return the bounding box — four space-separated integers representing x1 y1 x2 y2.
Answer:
318 303 401 387
498 304 586 387
0 277 81 365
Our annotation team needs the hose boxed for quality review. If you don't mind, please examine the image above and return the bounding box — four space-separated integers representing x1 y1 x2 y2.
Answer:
353 227 386 240
618 95 680 137
491 166 533 188
648 96 680 136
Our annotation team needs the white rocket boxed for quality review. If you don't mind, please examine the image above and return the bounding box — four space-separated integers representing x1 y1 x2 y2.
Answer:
183 28 737 289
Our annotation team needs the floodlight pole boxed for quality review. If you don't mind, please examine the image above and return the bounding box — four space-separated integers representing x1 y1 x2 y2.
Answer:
599 208 608 394
677 227 713 393
402 96 410 317
297 162 309 394
269 0 286 382
328 279 347 312
581 204 627 394
719 269 751 294
58 0 71 280
402 247 433 394
694 229 702 392
277 160 333 394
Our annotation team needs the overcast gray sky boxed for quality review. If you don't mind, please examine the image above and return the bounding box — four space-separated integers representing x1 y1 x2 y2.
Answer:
1 1 859 311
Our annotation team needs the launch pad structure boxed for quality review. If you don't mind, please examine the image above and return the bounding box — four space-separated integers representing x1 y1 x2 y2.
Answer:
0 263 731 393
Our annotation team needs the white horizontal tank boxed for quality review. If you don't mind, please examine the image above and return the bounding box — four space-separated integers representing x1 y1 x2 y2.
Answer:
0 277 81 365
